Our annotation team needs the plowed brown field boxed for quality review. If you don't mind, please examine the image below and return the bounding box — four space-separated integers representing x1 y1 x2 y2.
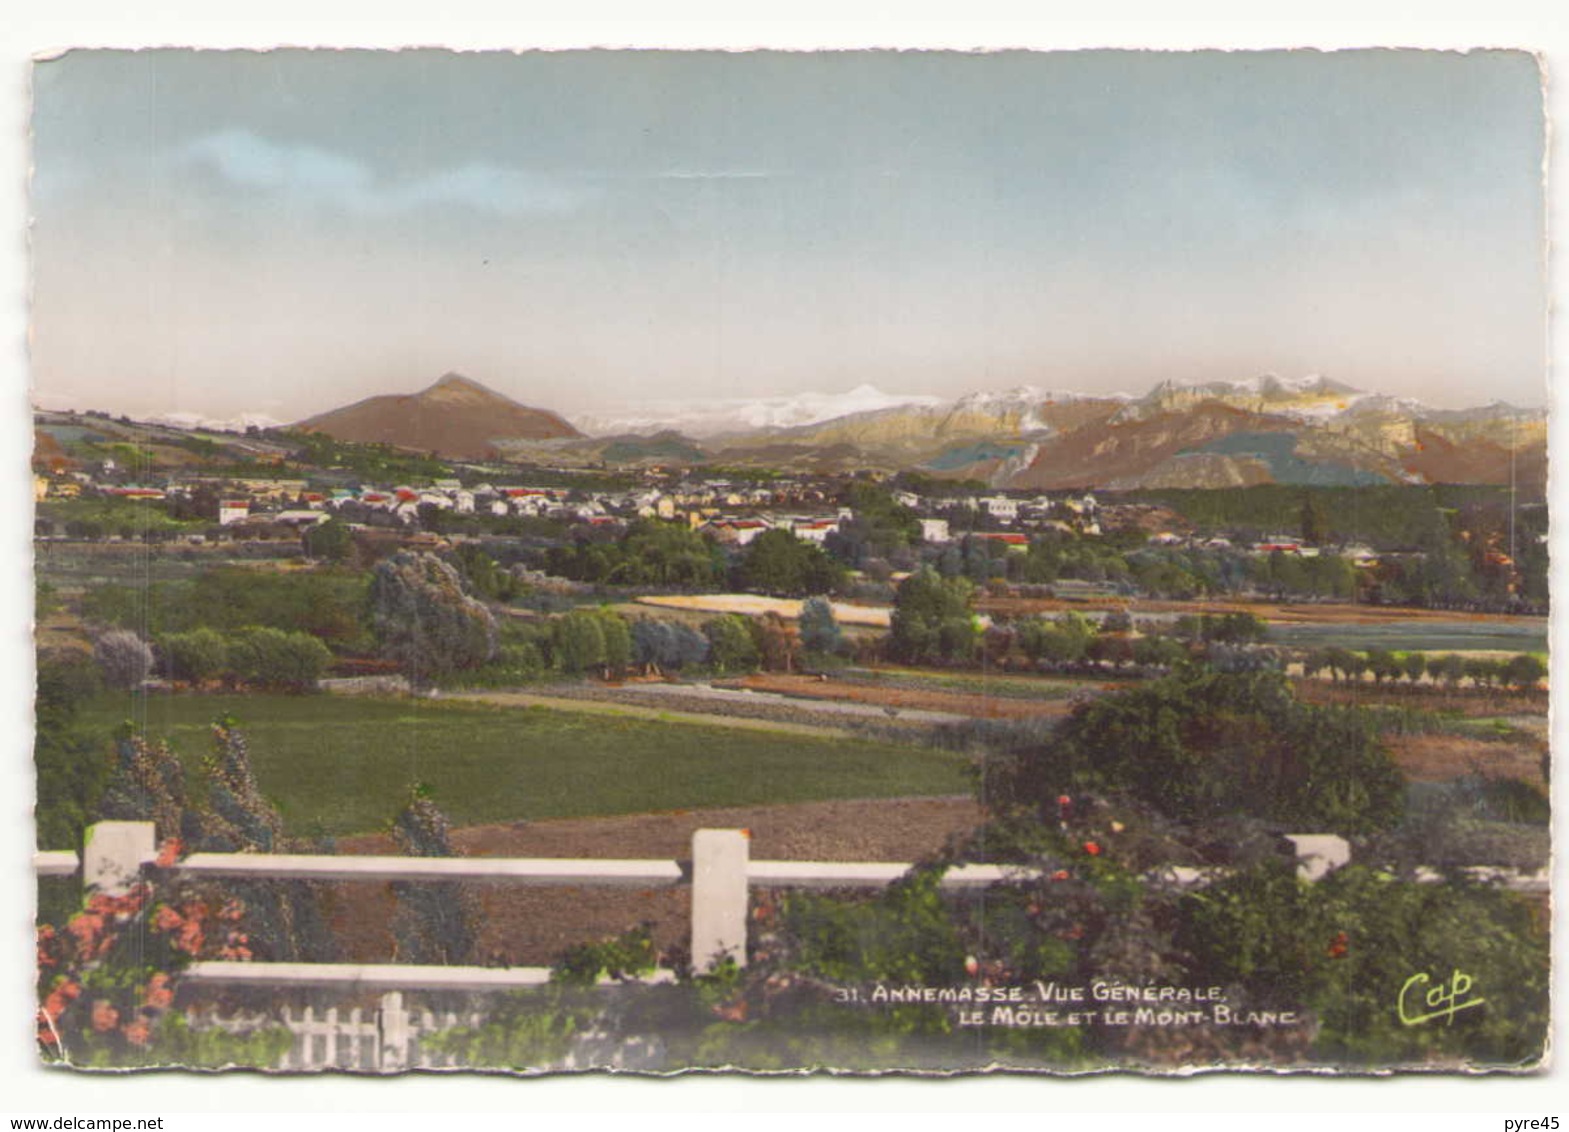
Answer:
321 795 983 967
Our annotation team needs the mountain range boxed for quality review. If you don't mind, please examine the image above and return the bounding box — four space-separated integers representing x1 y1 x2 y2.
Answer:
290 372 1546 491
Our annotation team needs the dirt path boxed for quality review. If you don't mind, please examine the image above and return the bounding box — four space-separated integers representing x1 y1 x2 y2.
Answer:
445 689 858 740
321 795 984 966
726 673 1072 720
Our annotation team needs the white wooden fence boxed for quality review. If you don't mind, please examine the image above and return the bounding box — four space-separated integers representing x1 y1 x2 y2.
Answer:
33 820 1548 1072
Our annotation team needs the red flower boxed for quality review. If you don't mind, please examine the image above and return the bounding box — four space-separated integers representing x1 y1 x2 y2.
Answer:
121 1018 152 1047
143 973 174 1011
1327 931 1349 959
173 919 205 956
153 905 183 933
1083 841 1101 856
1051 869 1070 881
155 838 184 869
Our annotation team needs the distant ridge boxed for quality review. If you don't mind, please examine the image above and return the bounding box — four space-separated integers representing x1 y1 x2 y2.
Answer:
297 373 582 460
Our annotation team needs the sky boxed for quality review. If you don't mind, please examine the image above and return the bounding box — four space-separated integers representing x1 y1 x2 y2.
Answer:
28 47 1548 424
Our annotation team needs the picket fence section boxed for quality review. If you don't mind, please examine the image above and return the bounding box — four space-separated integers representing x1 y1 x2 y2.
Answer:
189 993 488 1071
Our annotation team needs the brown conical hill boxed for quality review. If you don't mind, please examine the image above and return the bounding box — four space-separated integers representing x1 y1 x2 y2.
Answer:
296 373 582 460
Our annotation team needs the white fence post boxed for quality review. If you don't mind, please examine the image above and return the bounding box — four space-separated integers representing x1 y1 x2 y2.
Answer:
82 821 156 895
691 829 750 971
377 990 410 1072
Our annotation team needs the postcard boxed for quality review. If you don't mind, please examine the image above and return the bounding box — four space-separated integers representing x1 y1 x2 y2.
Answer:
28 47 1551 1075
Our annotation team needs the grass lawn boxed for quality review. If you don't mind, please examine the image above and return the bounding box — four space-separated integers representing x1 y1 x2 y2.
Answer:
848 667 1087 701
80 692 972 837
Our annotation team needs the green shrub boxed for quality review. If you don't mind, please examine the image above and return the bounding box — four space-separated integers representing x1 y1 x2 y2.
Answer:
993 667 1405 834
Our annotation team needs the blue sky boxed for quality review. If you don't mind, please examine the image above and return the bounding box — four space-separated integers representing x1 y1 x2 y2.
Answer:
29 48 1546 422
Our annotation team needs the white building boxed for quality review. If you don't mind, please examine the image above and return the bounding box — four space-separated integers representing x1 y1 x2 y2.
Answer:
978 495 1019 521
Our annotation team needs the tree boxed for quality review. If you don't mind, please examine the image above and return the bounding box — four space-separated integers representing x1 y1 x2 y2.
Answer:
1365 648 1403 686
1401 652 1428 685
1428 653 1466 689
1502 654 1545 693
388 785 479 966
888 567 977 665
553 611 607 675
1017 612 1094 669
597 610 633 675
94 630 153 691
753 612 800 673
97 729 190 845
1299 495 1329 545
1301 648 1333 681
737 529 846 597
1463 657 1501 689
631 619 710 673
369 552 497 685
797 596 844 656
158 628 229 686
302 518 353 564
993 667 1405 834
228 627 332 692
704 615 760 674
450 543 518 602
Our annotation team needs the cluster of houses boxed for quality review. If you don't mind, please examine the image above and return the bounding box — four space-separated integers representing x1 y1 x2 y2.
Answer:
37 458 1116 552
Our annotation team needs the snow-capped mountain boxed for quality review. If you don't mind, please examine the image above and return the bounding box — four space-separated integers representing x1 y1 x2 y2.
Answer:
569 383 945 438
144 410 287 434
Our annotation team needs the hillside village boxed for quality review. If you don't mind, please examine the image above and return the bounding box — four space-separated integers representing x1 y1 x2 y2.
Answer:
34 417 1539 614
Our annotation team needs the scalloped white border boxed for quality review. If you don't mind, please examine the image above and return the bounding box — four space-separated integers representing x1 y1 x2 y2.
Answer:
2 5 1564 1123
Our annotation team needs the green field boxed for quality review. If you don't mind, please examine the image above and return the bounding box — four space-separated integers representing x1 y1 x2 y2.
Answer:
80 693 971 837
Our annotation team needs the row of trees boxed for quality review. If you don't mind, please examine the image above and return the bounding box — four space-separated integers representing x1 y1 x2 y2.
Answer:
157 627 332 691
1302 648 1546 692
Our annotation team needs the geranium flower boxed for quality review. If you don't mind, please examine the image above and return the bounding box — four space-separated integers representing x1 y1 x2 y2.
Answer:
121 1018 152 1047
1083 841 1102 856
143 973 174 1011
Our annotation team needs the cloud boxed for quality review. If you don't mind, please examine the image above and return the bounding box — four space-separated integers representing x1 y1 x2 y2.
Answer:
178 129 592 216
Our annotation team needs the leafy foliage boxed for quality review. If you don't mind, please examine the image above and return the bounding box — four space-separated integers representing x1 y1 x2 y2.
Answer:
35 652 108 851
545 519 726 589
388 785 479 967
227 627 332 691
991 667 1405 834
1177 863 1548 1067
82 567 372 650
797 596 844 656
94 630 153 691
370 551 497 685
736 529 847 596
703 615 760 674
888 567 978 665
157 627 230 685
